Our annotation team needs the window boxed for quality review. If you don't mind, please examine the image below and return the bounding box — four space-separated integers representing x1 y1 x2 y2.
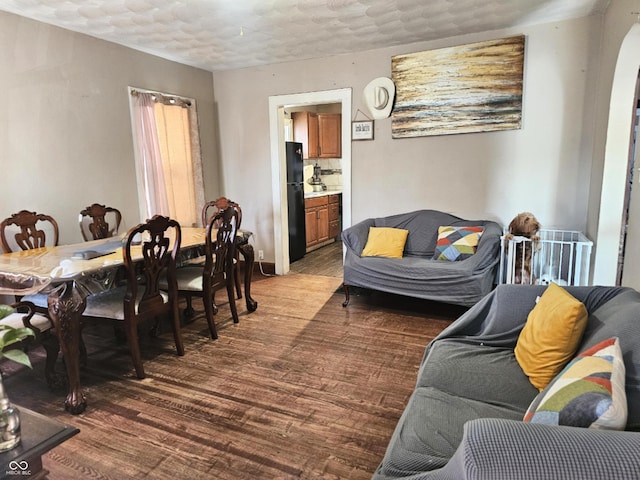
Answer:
129 87 205 227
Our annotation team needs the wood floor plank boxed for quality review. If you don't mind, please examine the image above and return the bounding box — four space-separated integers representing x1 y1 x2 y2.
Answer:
2 272 460 479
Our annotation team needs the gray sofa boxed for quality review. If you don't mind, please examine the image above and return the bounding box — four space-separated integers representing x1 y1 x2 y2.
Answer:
341 210 502 307
373 284 640 480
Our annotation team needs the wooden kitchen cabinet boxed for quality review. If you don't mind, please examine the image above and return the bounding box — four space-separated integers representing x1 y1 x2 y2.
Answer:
293 112 341 159
305 194 341 252
318 114 341 158
304 196 330 251
328 194 341 239
293 111 319 159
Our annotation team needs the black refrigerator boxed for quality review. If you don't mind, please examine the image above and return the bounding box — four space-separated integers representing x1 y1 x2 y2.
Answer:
286 141 306 262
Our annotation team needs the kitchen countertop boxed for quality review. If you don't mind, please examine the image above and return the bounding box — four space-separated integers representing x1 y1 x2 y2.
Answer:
304 189 342 198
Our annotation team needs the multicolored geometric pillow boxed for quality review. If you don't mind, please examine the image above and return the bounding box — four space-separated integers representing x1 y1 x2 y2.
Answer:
432 226 484 261
523 337 627 430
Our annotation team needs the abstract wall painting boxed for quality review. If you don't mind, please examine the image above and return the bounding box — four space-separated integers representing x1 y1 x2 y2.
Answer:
391 35 525 138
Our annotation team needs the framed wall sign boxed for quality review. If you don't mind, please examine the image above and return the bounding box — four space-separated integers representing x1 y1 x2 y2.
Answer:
352 120 374 140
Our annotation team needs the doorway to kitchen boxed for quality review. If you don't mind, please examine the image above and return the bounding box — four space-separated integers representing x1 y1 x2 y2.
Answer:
289 239 344 277
286 104 343 278
268 88 352 276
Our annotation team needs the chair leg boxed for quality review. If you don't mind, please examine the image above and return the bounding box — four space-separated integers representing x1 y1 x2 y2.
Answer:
227 279 240 325
42 332 63 389
148 320 160 337
234 253 242 299
170 301 185 356
203 285 219 340
125 319 145 379
183 294 195 318
211 291 218 315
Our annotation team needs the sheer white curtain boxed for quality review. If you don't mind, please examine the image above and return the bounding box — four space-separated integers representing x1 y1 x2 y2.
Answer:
154 101 199 227
129 89 204 226
130 92 170 220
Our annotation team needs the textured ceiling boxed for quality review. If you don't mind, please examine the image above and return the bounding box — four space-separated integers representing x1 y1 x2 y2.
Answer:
0 0 610 72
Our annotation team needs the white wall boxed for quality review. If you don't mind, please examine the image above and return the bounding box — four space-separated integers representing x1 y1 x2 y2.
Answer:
213 16 603 263
0 11 219 245
1 8 625 274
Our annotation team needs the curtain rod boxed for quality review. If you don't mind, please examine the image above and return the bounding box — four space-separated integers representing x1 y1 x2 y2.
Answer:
130 88 192 107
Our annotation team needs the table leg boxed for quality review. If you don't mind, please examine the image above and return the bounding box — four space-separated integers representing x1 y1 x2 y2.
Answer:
47 282 87 414
237 242 258 312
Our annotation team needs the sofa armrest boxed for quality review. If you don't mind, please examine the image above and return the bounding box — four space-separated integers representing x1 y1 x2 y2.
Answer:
427 285 544 349
430 285 629 350
341 218 375 255
434 418 640 480
465 221 502 270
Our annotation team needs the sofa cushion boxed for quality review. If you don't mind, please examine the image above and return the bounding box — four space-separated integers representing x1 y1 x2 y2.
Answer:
524 337 627 429
373 209 483 257
432 226 484 261
375 386 527 478
579 288 640 430
418 340 538 412
361 227 409 258
343 210 503 307
515 283 588 390
0 311 52 332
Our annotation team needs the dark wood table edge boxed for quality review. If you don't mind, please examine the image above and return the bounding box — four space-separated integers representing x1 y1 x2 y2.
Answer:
0 405 79 479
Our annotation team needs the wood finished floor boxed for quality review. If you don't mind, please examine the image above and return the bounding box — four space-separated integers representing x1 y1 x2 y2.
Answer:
289 241 343 278
2 273 464 480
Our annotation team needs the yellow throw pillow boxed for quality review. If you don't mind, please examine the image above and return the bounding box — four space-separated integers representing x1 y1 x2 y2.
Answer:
514 283 588 391
361 227 409 259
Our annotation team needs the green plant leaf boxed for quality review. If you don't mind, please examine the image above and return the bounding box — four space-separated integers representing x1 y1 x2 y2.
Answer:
0 326 34 347
0 305 15 320
2 349 32 368
0 325 35 369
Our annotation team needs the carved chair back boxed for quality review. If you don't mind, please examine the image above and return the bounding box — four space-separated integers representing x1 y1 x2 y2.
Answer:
123 215 182 322
202 197 242 231
0 210 59 253
82 215 183 380
201 197 243 300
194 205 239 338
204 205 238 292
79 203 122 241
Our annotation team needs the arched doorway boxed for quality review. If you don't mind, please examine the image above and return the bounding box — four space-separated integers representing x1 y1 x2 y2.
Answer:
593 24 640 285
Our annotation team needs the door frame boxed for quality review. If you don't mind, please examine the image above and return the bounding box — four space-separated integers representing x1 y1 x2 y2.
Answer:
268 88 352 275
594 24 640 284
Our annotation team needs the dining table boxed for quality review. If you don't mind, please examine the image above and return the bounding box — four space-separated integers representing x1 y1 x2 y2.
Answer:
0 227 257 414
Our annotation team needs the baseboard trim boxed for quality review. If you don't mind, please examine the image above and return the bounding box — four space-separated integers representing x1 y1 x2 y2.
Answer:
238 260 275 276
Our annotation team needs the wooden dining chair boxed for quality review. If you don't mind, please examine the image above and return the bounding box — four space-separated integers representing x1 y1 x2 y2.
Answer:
201 197 243 299
0 300 60 387
79 203 123 241
165 205 239 339
81 215 184 379
0 210 59 253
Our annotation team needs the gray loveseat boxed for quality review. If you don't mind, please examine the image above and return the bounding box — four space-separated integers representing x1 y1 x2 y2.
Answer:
341 210 502 307
373 284 640 480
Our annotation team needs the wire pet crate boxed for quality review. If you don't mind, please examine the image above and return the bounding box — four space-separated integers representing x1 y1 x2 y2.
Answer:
499 229 593 286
